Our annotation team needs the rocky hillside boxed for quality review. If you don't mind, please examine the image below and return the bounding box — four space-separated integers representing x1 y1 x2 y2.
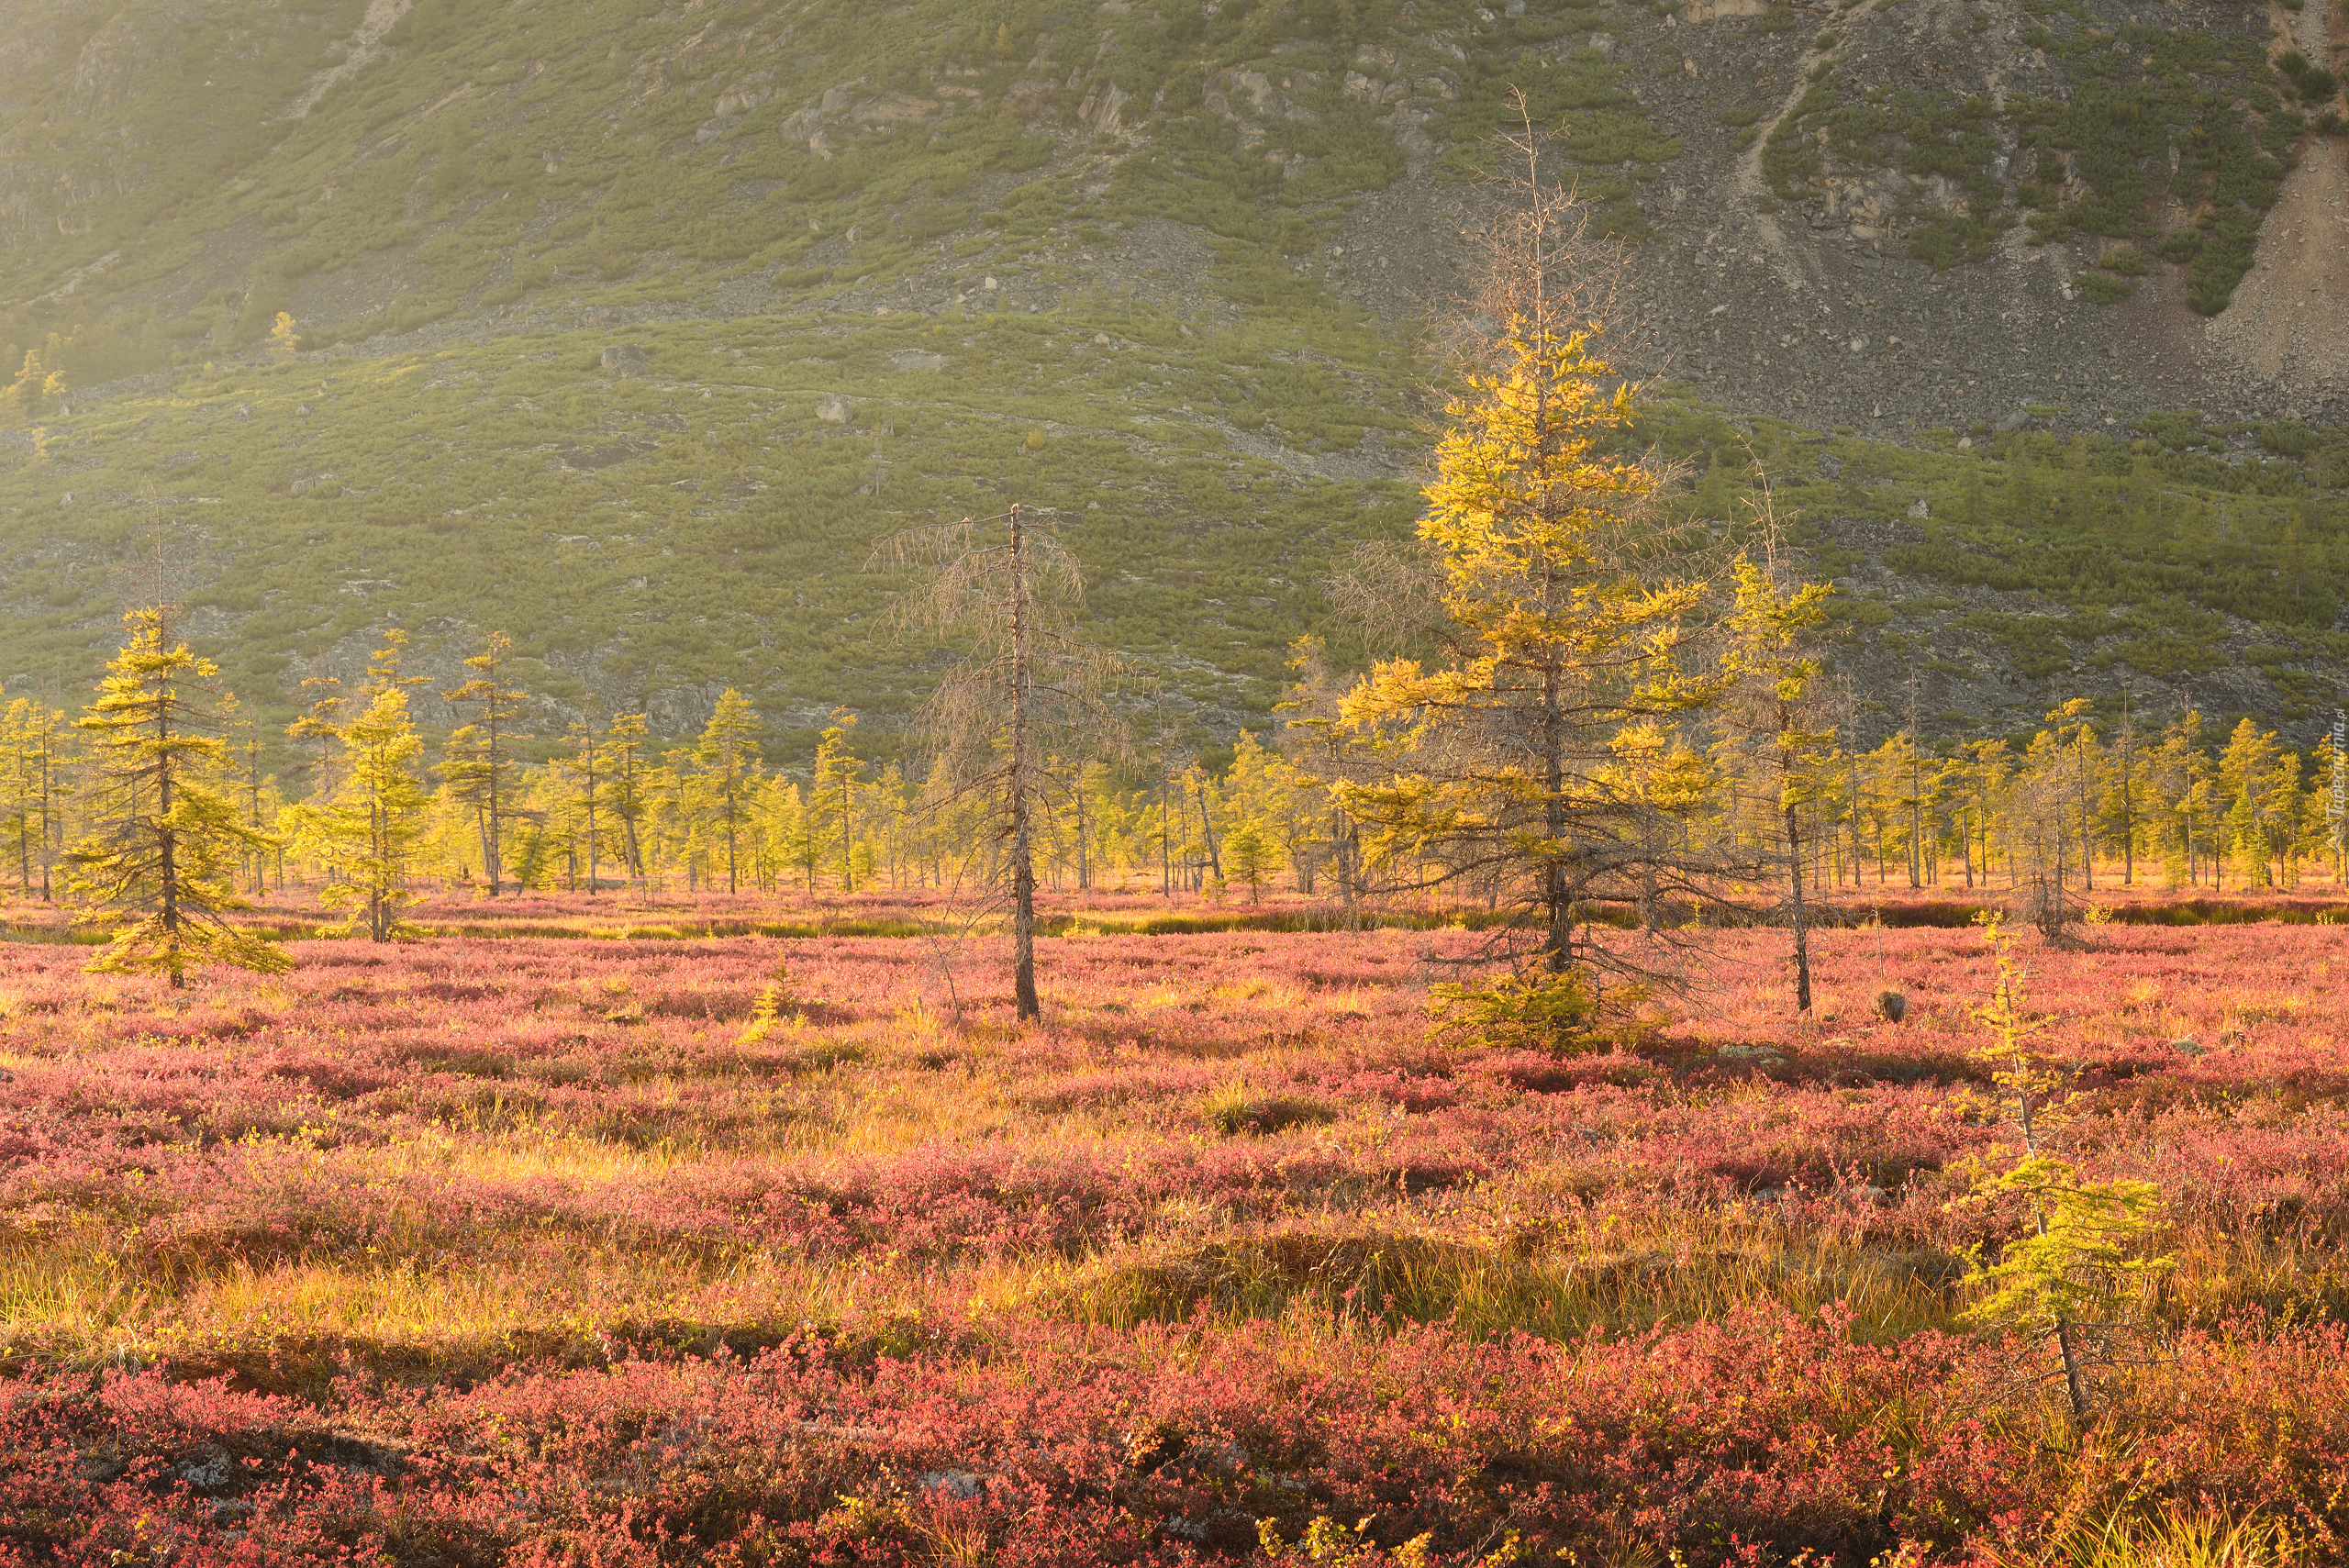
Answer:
0 0 2342 761
1620 0 2349 428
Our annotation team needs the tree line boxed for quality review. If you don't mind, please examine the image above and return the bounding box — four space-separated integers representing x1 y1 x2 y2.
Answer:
33 156 2340 1029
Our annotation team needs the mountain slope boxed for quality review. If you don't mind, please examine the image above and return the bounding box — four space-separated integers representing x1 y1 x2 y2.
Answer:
0 0 2343 762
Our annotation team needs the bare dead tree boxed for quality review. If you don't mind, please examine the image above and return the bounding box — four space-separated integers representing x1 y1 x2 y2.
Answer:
874 504 1127 1021
1426 86 1657 396
109 489 216 633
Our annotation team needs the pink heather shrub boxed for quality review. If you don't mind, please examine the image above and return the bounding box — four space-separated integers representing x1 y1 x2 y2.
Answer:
5 1309 2349 1563
0 906 2344 1560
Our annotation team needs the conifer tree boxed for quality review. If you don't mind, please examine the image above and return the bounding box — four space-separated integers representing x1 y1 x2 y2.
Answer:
1962 916 2170 1426
565 706 604 895
28 699 72 901
811 708 862 891
2226 788 2268 889
2212 717 2288 890
1277 638 1381 919
777 777 820 890
6 350 44 424
603 711 650 883
1720 547 1837 1013
0 698 47 895
289 671 346 807
878 503 1125 1021
654 745 700 888
441 630 529 895
1225 808 1278 903
1218 733 1306 899
2304 733 2344 886
696 689 762 893
288 632 430 940
1329 138 1708 985
2102 684 2143 885
222 695 274 895
66 612 287 985
871 762 913 889
2043 699 2102 890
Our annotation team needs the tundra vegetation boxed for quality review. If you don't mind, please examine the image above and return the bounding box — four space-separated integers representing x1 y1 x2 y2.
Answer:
0 208 2345 1565
0 0 2342 753
0 5 2340 1544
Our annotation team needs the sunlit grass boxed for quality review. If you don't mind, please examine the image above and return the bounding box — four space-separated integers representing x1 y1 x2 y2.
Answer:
1023 1208 1968 1343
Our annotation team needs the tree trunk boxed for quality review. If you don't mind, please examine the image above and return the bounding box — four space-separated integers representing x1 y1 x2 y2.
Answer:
1787 794 1812 1014
2086 774 2104 892
1541 656 1570 973
2054 1315 2090 1426
1909 748 1922 890
40 755 53 902
487 717 502 897
371 794 387 941
156 667 183 988
1009 504 1040 1020
1197 779 1223 882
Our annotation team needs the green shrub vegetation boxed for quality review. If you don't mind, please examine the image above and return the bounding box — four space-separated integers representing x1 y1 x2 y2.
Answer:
1644 401 2349 718
2012 21 2295 314
0 0 1687 765
1756 4 2298 306
0 0 2337 770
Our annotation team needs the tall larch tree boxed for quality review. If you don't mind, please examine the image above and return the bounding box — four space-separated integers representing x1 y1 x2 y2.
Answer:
1330 118 1709 991
66 612 288 985
288 632 431 940
603 711 651 884
441 630 529 895
1720 546 1838 1013
696 689 763 894
566 706 605 895
811 708 862 891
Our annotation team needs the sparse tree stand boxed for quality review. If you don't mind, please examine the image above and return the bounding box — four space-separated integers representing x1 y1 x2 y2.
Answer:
0 697 58 896
440 630 529 896
225 698 273 896
66 612 289 987
879 503 1123 1022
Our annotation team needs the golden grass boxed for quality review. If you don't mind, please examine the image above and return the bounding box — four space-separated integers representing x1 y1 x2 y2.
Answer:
0 1238 910 1392
2032 1505 2299 1568
1021 1208 1969 1342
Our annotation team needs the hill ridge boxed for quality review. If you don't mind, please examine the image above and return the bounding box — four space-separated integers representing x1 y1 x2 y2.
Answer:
0 0 2340 764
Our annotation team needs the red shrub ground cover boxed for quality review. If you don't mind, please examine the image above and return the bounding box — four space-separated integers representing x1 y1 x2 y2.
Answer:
0 905 2344 1562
